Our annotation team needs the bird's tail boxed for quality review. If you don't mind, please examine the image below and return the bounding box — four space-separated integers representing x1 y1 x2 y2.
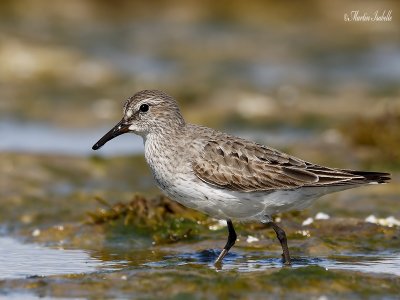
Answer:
342 170 391 184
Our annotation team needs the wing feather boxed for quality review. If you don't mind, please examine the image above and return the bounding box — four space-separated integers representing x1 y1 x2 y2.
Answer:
192 137 389 192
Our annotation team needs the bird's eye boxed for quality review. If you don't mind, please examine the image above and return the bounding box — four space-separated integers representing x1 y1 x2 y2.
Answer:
139 104 149 113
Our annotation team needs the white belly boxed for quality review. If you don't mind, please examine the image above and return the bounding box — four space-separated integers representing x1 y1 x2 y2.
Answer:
157 172 332 222
143 135 341 222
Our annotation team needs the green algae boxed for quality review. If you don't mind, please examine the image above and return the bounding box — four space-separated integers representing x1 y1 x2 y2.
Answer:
1 265 399 299
86 195 209 245
268 266 400 297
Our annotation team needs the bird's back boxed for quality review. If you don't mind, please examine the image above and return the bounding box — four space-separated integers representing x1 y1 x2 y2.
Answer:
182 124 390 193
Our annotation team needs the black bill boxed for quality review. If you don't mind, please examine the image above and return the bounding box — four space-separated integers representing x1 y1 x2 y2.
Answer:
92 119 130 150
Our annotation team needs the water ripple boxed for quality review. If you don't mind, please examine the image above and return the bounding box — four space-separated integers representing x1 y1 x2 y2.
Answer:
145 249 400 276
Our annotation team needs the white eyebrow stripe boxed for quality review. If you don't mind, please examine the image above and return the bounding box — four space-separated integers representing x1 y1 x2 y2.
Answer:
134 98 160 110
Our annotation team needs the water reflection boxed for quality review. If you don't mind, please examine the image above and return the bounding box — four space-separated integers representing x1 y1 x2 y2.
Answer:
146 249 400 276
323 253 400 277
0 237 121 279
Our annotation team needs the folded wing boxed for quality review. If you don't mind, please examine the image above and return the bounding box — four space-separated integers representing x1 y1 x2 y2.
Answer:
192 138 390 192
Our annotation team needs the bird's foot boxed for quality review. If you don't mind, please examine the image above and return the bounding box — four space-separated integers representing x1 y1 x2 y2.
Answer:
214 249 228 265
281 253 292 266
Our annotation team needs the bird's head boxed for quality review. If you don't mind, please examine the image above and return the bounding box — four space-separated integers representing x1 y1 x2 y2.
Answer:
92 90 185 150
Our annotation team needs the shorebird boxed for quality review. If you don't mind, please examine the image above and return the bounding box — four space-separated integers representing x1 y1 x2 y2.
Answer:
92 90 390 265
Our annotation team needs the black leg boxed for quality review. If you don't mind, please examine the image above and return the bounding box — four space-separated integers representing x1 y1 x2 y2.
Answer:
214 219 237 265
267 221 291 265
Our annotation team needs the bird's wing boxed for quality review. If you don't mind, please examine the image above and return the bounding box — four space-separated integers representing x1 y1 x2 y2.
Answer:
192 138 378 192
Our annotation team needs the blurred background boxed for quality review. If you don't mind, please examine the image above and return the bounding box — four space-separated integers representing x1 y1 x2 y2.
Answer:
1 0 399 162
0 0 399 298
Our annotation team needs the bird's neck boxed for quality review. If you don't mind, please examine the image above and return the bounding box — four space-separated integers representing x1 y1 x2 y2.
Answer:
143 125 185 160
143 126 188 185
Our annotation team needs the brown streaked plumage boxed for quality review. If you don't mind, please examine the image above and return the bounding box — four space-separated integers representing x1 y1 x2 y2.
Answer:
92 89 391 266
193 137 390 192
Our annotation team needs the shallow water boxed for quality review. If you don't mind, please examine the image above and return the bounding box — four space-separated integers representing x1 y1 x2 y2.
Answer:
0 236 123 279
146 249 400 276
2 233 398 283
